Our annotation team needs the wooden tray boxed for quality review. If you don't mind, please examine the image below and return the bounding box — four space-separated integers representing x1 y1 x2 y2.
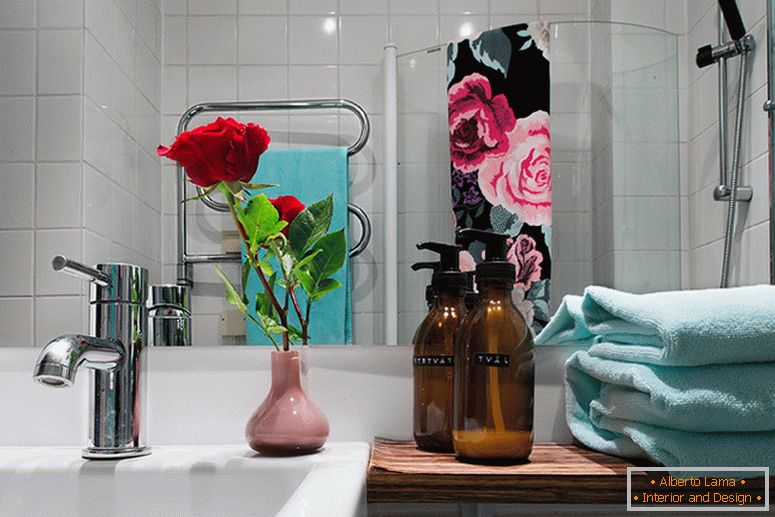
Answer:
367 438 645 504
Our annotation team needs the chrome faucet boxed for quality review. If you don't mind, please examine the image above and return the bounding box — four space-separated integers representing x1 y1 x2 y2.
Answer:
34 256 150 459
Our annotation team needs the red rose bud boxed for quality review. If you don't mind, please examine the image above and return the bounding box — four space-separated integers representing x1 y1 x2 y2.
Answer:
157 117 270 188
269 196 305 236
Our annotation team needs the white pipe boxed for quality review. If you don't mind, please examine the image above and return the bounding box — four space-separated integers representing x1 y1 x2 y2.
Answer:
383 42 399 346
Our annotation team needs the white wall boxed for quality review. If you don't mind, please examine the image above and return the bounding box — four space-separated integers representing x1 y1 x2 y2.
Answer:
0 0 163 347
685 0 770 288
159 0 595 345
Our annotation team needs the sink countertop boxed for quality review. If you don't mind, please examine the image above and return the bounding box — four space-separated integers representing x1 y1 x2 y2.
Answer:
0 442 370 517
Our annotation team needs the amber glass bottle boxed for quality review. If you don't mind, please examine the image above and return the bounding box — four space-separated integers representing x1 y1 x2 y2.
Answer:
453 229 535 463
412 242 468 452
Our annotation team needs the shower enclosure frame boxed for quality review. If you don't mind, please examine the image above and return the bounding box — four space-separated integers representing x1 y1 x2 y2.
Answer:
766 1 775 283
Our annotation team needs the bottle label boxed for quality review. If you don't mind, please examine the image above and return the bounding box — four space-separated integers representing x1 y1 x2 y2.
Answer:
474 353 511 367
413 355 454 367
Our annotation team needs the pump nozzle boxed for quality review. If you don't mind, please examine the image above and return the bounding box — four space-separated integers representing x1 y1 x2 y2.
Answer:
456 229 508 261
416 242 462 271
414 241 467 299
411 261 441 309
456 228 514 286
411 261 440 272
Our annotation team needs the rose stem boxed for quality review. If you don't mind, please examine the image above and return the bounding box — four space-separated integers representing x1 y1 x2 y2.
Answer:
278 258 307 348
224 188 290 350
302 299 312 347
289 287 307 344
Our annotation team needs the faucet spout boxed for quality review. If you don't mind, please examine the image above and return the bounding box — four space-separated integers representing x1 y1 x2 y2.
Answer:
33 334 124 388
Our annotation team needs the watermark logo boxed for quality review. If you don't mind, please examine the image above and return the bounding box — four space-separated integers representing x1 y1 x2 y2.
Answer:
628 467 769 512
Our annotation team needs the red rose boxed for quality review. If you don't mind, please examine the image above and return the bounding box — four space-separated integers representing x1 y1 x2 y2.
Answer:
157 117 270 187
269 196 305 235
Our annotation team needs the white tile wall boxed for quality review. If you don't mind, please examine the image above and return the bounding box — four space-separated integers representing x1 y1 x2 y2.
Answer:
0 231 34 296
0 97 36 161
37 29 83 95
35 162 82 229
36 96 82 161
0 31 36 95
0 0 162 347
0 163 34 228
0 298 33 347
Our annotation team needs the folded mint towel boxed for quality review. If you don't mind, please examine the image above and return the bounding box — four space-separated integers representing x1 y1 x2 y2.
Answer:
566 351 775 468
567 351 775 433
538 285 775 366
244 147 351 345
535 295 593 345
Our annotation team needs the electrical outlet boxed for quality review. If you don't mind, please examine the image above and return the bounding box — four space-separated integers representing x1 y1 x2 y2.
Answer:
221 231 241 253
220 309 245 336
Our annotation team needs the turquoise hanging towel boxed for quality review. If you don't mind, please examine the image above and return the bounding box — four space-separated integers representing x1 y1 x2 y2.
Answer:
243 147 352 345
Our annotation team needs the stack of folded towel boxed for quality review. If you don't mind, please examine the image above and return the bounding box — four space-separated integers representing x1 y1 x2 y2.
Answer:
535 285 775 469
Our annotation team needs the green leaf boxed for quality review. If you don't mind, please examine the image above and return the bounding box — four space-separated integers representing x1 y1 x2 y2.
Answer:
182 183 219 203
288 194 334 258
215 266 248 313
292 248 322 272
216 265 275 339
286 324 303 341
224 180 244 195
295 268 315 295
240 260 251 298
255 257 273 277
254 303 285 334
268 239 294 278
311 278 342 301
242 183 277 191
308 229 347 283
255 292 272 315
237 194 281 248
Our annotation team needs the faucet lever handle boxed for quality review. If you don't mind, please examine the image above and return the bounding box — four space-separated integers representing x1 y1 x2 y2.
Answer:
52 256 111 287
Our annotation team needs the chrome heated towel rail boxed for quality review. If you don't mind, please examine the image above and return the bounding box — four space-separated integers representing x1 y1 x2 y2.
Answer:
175 98 372 286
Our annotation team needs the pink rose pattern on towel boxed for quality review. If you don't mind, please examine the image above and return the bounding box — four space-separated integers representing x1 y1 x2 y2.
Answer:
448 73 517 173
479 111 551 226
448 23 552 332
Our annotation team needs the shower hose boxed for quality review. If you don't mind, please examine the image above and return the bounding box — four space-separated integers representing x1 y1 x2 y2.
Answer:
720 50 748 288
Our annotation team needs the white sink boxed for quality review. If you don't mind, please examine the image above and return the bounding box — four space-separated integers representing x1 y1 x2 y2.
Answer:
0 442 369 517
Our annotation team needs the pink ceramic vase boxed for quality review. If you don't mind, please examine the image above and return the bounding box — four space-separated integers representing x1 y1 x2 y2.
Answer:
245 350 329 455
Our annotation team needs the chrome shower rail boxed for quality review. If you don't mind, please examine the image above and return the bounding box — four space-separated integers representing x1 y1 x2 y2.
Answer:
176 98 372 286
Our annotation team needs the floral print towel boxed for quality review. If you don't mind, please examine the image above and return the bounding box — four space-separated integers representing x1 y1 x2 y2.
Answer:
447 23 551 334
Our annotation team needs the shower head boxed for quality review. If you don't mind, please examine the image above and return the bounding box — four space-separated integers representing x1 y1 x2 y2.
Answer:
696 0 753 69
718 0 746 41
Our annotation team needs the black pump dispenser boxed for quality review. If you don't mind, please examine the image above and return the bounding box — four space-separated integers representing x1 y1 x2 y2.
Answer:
457 229 515 286
411 242 469 453
411 261 440 309
413 242 467 294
